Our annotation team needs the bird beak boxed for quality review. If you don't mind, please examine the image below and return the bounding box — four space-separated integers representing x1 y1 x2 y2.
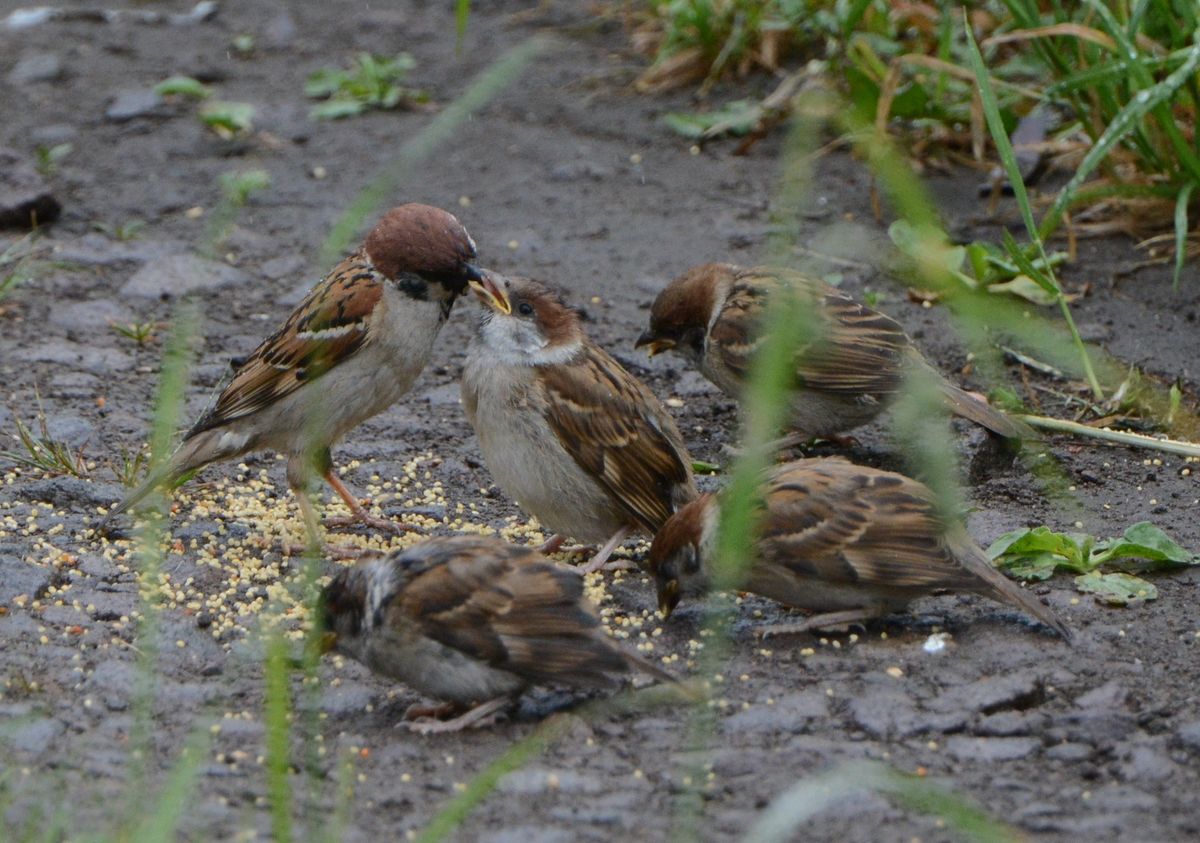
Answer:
636 332 675 357
658 579 681 618
462 262 484 282
318 631 338 654
469 272 512 315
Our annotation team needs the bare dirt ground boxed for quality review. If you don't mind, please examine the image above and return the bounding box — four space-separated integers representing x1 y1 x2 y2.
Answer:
2 2 1199 841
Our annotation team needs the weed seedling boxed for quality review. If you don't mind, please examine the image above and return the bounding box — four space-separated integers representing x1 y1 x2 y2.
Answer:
306 52 428 119
1 397 89 478
111 320 160 347
199 101 256 137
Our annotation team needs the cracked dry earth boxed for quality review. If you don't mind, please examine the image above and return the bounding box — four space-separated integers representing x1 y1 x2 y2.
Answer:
2 2 1200 841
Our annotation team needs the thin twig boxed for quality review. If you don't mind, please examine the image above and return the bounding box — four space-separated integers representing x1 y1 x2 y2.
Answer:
1019 414 1200 457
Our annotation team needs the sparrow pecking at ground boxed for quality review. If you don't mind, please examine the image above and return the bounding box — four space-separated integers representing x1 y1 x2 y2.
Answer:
648 456 1071 639
318 535 676 733
108 203 481 537
636 263 1027 443
461 272 698 572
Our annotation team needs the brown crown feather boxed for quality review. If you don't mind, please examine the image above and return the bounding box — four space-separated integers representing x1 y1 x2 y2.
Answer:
647 493 713 576
507 277 583 347
648 263 735 337
364 203 477 283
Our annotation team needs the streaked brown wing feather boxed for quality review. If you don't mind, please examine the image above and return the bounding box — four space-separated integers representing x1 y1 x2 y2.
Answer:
394 540 626 686
538 344 696 532
711 267 909 397
758 458 982 592
188 252 381 435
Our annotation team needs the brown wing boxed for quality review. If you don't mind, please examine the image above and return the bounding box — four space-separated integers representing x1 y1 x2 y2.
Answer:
537 343 697 533
188 252 382 436
390 537 628 687
756 458 984 593
710 267 909 397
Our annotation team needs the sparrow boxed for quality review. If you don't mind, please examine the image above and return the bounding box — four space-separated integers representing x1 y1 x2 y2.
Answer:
636 263 1027 442
318 535 676 732
648 456 1071 639
461 273 698 572
109 204 482 536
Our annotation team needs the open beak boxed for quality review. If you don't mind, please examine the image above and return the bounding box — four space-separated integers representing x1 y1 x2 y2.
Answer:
636 332 675 357
462 262 484 282
469 272 511 315
658 579 681 618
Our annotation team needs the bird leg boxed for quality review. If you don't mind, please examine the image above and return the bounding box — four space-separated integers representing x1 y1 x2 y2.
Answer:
578 526 633 574
756 608 884 638
405 696 513 734
322 468 420 535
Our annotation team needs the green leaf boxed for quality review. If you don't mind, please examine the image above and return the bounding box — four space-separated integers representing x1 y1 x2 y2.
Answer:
998 552 1062 582
153 75 211 99
198 101 255 133
987 526 1088 571
456 0 471 53
1074 571 1158 605
1173 183 1193 289
691 460 722 475
1092 521 1199 568
987 275 1059 305
661 99 762 139
310 99 366 120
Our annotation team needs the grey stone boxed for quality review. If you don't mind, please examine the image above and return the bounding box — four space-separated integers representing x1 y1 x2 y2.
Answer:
263 8 298 49
1074 680 1127 709
50 298 134 332
721 690 829 734
975 710 1047 737
320 681 378 716
6 717 64 754
12 341 133 374
122 253 248 298
42 415 94 448
549 161 614 182
1044 742 1093 762
673 370 719 397
944 736 1040 762
421 383 462 406
499 766 603 795
1120 744 1176 782
47 370 102 400
78 553 115 579
848 689 966 739
29 124 76 146
85 588 137 620
52 233 179 268
929 670 1042 714
0 555 51 603
489 828 576 843
1177 720 1200 752
10 475 105 511
105 89 165 122
8 52 63 84
260 254 305 281
0 147 61 228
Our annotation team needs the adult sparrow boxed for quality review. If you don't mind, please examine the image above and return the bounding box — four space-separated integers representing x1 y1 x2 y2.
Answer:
318 535 676 732
109 204 482 536
648 456 1070 639
461 273 698 572
636 263 1026 442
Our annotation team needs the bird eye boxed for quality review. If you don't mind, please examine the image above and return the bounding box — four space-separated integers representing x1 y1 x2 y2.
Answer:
517 301 534 317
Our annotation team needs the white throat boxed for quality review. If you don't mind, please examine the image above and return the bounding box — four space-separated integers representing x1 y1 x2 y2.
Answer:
476 313 582 366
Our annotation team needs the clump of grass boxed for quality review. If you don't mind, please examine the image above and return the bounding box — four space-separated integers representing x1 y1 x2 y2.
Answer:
205 168 271 252
0 398 89 478
305 53 428 120
93 219 145 241
0 234 43 306
34 142 72 177
111 319 160 347
198 100 256 137
109 443 151 487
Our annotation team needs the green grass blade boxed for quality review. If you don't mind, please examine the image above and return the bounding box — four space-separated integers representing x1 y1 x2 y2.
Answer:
1041 25 1200 237
1174 183 1194 289
964 20 1105 400
455 0 471 53
319 36 546 265
130 727 212 843
265 629 295 843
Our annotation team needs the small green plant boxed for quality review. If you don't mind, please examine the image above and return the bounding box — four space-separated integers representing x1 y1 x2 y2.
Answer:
109 444 151 487
198 100 256 137
305 52 427 120
990 521 1199 605
231 33 255 55
1 400 89 478
153 75 211 99
205 169 271 251
34 142 72 176
111 320 160 347
0 234 40 305
93 219 145 241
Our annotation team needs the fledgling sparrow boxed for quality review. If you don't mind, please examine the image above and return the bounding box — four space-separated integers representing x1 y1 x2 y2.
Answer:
461 273 698 572
109 204 482 536
318 535 676 733
636 263 1027 442
648 456 1070 639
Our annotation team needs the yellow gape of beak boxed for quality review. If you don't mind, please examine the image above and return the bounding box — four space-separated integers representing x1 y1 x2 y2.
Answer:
658 579 681 618
636 332 676 357
469 274 512 315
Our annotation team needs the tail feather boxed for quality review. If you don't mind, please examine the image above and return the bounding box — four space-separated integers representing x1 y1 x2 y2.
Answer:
951 528 1072 641
104 430 226 520
939 379 1031 440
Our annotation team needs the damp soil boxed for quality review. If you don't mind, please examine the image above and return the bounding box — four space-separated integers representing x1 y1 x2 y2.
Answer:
1 2 1199 841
